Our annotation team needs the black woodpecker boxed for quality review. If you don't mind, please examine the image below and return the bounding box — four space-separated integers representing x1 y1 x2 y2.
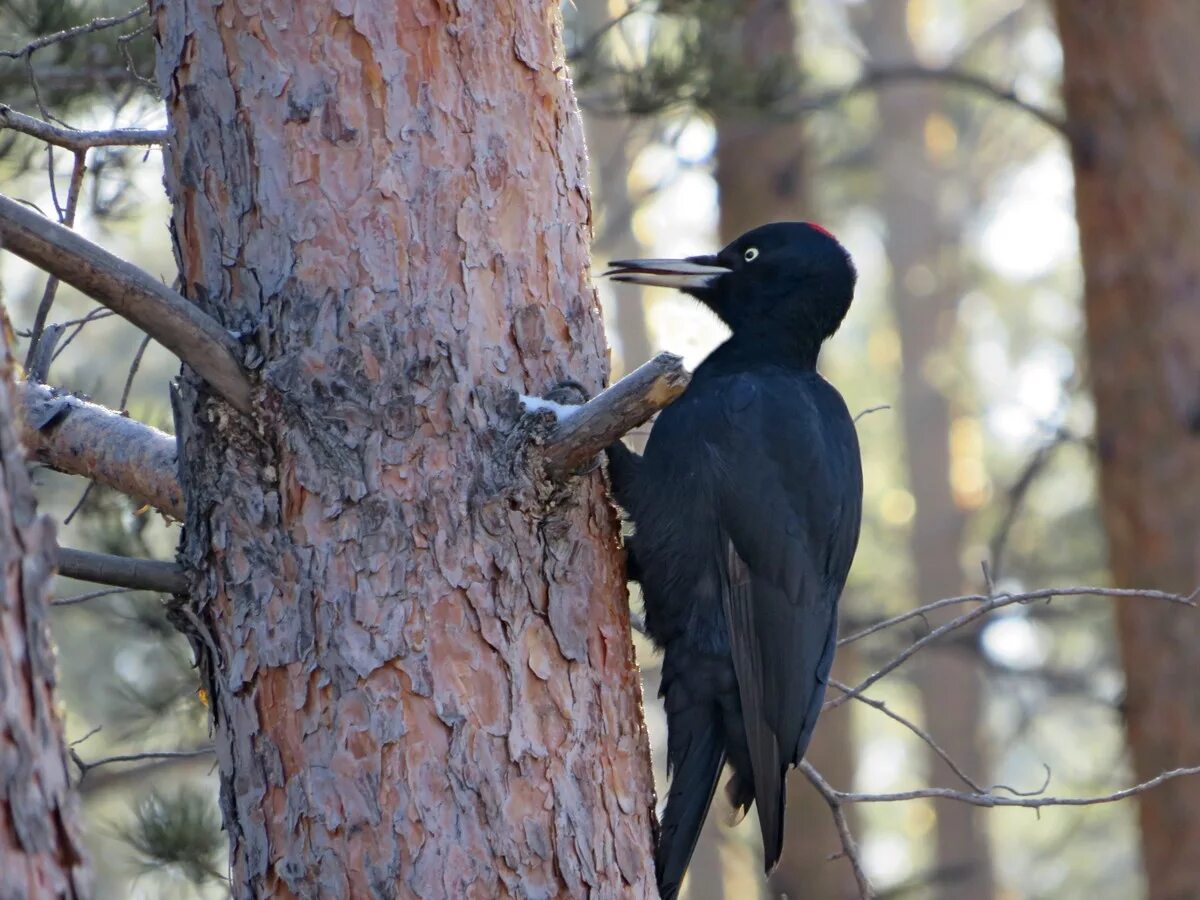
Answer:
603 222 863 899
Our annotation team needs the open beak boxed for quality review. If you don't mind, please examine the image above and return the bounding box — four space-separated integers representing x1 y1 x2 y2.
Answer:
602 257 731 291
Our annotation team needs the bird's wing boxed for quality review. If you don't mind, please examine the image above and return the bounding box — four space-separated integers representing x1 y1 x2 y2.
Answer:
712 373 861 870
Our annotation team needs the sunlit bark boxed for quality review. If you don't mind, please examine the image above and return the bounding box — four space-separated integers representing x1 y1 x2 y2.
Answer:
151 2 657 895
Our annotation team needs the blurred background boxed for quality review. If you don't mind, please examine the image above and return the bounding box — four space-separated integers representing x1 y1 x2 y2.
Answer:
0 1 1185 897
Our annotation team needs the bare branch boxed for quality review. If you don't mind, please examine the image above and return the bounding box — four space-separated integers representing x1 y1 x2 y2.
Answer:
0 6 146 59
0 104 167 151
71 746 213 781
52 586 135 607
26 150 87 375
532 351 691 477
76 747 215 797
829 678 985 794
56 547 186 594
831 585 1196 710
795 65 1068 136
815 765 1200 810
0 193 253 412
799 762 874 900
18 380 183 519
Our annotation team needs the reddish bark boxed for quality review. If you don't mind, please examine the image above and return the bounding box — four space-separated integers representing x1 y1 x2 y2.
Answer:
0 301 91 898
1056 4 1200 897
151 1 657 896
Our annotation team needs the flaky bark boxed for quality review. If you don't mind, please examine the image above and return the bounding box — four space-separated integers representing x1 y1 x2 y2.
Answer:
1056 4 1200 897
151 1 656 897
0 302 90 899
859 5 994 897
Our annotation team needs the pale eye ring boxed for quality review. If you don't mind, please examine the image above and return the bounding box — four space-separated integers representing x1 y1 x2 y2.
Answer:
743 247 760 262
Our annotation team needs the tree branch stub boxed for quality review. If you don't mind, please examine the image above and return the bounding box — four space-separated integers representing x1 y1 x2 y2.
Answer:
55 547 185 594
537 351 690 477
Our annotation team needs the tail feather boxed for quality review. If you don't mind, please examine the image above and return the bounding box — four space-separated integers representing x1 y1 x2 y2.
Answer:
655 706 725 900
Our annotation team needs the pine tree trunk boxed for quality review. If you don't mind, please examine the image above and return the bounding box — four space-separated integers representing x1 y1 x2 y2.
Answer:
0 300 91 899
858 4 994 897
150 2 657 897
1055 4 1200 898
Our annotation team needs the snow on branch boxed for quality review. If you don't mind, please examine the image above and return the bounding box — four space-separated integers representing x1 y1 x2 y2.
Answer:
0 193 253 413
18 380 183 519
527 351 691 478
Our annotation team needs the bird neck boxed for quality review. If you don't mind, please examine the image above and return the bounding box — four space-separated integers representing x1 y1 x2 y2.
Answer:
704 327 823 374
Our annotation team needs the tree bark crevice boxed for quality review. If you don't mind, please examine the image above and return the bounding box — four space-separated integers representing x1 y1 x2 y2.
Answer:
153 2 657 895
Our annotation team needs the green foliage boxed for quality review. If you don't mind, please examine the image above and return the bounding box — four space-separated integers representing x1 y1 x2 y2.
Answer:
570 0 802 118
119 786 226 889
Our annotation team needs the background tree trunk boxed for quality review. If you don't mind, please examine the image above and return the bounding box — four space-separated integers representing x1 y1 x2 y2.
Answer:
858 3 994 897
0 300 90 899
1056 4 1200 898
714 3 858 897
151 1 656 896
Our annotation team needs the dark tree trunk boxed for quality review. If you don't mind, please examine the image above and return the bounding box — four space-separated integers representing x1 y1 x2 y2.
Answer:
151 1 657 896
1056 4 1200 897
0 300 91 899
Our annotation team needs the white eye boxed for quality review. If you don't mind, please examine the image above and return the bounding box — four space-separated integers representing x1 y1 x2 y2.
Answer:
743 247 760 262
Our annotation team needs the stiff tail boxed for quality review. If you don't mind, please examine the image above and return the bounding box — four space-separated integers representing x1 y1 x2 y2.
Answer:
655 704 726 900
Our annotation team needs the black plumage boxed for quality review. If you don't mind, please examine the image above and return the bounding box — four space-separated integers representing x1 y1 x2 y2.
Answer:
603 222 863 898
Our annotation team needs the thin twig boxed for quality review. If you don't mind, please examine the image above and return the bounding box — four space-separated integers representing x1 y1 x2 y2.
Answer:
831 585 1196 709
119 332 152 411
839 585 1196 649
854 403 890 423
816 766 1200 810
25 150 87 374
0 6 146 59
793 65 1069 136
800 762 874 899
50 308 115 363
829 678 985 793
71 746 214 781
52 586 135 607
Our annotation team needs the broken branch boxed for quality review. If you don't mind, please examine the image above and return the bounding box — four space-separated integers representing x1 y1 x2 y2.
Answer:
539 351 690 477
18 380 183 519
0 193 253 413
56 547 186 594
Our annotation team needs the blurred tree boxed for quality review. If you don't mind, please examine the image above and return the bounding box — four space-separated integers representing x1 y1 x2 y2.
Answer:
0 300 90 898
855 3 994 897
1056 3 1200 898
149 0 656 895
710 3 859 899
572 1 655 378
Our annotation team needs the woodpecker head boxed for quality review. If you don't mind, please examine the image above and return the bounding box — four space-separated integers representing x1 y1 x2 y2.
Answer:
604 222 856 345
